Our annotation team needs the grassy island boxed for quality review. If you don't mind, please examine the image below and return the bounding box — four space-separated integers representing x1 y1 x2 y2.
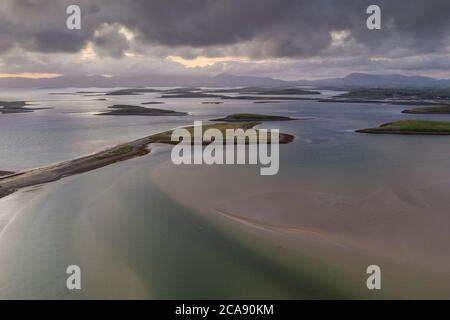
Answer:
320 88 450 105
402 105 450 114
357 120 450 135
212 113 295 122
151 122 294 144
160 89 314 101
98 105 187 116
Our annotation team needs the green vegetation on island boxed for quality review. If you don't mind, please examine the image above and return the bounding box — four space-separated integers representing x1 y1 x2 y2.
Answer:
105 87 319 100
402 105 450 114
94 145 134 160
98 105 187 116
151 122 258 144
337 88 450 100
160 87 317 100
356 120 450 135
107 87 203 96
151 122 295 144
206 87 319 95
321 88 450 105
212 113 295 122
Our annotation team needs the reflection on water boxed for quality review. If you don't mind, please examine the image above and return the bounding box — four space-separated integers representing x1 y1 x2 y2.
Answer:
0 89 449 298
0 154 359 299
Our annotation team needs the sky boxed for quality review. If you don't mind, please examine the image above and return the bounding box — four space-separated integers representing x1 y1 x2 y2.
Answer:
0 0 449 80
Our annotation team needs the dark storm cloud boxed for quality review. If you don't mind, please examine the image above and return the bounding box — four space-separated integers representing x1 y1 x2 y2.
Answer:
0 0 94 53
0 0 449 79
0 0 449 58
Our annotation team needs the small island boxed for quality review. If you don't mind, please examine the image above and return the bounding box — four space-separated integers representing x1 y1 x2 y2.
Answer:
356 120 450 135
254 101 285 104
255 88 320 95
205 87 320 95
402 105 450 114
221 95 313 101
320 88 450 105
151 122 294 145
106 88 163 95
98 105 187 116
142 101 165 105
161 91 314 101
211 113 295 122
161 92 222 98
0 101 50 114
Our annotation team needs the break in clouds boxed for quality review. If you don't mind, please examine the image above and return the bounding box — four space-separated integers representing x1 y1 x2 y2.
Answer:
0 0 449 78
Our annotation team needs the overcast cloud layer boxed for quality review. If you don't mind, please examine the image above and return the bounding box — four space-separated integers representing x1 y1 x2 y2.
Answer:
0 0 449 79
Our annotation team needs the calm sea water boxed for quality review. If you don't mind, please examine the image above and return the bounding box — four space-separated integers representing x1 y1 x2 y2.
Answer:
0 88 449 298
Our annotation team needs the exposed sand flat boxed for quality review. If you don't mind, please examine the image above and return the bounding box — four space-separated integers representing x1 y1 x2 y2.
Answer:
150 160 450 298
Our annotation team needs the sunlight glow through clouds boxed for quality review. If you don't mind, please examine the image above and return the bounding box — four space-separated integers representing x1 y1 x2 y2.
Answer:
0 73 62 79
80 42 97 61
330 30 351 46
166 55 281 68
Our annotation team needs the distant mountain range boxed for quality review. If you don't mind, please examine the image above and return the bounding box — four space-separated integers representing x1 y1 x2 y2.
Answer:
295 73 450 88
0 72 449 89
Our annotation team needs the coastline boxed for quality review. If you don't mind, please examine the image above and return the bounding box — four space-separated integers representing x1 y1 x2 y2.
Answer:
0 123 294 199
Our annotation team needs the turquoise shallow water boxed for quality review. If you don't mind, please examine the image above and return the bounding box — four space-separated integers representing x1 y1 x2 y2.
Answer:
0 153 359 299
0 88 450 298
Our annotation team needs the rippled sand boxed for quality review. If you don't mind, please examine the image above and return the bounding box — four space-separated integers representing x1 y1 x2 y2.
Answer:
151 159 450 298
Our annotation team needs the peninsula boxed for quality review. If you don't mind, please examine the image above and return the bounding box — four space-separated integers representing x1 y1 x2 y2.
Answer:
0 123 294 199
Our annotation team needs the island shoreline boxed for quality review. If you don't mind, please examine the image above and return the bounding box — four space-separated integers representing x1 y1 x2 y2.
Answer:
0 123 294 199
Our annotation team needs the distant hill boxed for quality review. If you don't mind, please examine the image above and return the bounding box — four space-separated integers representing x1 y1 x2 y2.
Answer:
208 73 287 87
295 73 450 88
0 72 448 89
0 73 288 89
